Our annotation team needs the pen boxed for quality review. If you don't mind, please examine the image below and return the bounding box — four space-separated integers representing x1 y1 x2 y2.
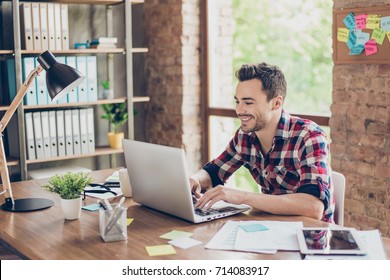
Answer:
104 198 113 211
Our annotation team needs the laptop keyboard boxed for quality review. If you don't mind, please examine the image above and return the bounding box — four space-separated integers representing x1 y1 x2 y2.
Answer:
195 206 239 216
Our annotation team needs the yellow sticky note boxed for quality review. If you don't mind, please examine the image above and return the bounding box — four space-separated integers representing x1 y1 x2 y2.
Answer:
159 230 193 240
371 28 386 45
337 28 349 42
126 218 134 226
145 245 176 257
387 31 390 43
366 14 380 29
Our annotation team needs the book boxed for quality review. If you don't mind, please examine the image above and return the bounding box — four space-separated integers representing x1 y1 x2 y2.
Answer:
90 37 117 44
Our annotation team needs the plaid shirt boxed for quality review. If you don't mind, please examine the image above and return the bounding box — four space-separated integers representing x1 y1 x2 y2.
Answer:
203 110 334 223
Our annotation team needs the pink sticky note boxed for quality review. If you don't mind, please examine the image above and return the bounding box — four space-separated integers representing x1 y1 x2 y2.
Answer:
355 14 367 30
364 39 378 56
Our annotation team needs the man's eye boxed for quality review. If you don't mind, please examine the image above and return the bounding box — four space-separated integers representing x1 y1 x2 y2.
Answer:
245 102 253 105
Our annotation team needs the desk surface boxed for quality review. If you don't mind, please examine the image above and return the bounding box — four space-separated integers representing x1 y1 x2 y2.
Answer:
1 169 389 260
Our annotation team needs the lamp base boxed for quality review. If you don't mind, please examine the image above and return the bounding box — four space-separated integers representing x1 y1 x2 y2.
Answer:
1 198 54 212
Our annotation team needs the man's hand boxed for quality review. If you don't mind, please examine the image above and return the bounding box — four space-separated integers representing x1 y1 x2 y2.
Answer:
194 185 245 209
189 177 202 198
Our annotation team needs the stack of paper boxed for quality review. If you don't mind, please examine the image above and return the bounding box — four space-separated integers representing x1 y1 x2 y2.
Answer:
205 220 304 254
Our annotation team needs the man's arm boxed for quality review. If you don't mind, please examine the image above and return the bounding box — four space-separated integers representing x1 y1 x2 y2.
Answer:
194 186 325 220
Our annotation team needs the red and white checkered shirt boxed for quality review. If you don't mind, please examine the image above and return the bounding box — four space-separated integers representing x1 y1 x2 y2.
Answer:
203 110 334 223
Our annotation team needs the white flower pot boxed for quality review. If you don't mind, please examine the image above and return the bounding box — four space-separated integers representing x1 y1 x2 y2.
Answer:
60 197 82 220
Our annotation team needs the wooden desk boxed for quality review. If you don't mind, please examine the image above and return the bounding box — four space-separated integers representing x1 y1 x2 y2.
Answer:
1 169 389 260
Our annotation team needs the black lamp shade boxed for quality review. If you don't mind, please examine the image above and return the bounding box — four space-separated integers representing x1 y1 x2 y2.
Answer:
37 51 85 102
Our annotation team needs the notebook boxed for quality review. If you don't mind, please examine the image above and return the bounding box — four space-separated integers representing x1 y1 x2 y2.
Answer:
122 139 251 223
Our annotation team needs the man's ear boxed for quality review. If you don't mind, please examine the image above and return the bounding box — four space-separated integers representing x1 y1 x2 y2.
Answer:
273 96 283 110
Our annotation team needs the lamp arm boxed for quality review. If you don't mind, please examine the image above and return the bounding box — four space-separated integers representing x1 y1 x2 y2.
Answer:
0 64 43 133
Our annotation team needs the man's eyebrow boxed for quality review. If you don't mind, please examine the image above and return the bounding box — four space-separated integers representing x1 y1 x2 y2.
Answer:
234 96 255 101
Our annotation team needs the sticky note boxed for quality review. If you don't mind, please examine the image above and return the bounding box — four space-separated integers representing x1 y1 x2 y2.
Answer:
238 223 269 232
126 218 134 226
355 14 367 30
145 245 176 257
337 28 349 42
168 237 202 249
349 45 365 55
371 27 386 45
347 31 357 49
82 203 100 212
356 30 370 45
366 14 380 29
364 39 378 56
159 230 193 240
387 31 390 43
381 16 390 31
343 12 355 30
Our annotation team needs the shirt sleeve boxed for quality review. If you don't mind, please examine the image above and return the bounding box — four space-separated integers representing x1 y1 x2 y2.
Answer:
297 129 332 211
202 129 245 187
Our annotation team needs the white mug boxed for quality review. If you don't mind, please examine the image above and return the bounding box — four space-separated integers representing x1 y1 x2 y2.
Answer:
119 168 132 197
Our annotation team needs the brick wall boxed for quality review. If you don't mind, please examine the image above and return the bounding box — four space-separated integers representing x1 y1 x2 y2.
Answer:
144 0 201 173
332 0 390 236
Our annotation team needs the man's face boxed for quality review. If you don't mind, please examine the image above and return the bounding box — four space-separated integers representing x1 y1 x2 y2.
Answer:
235 79 275 133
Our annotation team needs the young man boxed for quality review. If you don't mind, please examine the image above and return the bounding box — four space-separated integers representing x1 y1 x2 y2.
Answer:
190 62 334 222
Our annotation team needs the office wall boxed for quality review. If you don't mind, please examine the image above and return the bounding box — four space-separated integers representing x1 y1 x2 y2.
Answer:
144 0 202 174
332 0 390 237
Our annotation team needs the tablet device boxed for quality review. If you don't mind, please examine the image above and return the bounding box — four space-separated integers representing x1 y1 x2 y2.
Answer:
296 227 366 255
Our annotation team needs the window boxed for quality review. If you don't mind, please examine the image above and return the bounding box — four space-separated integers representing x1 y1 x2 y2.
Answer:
203 0 332 191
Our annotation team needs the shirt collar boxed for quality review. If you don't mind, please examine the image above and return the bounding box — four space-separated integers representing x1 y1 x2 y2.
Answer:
275 109 291 139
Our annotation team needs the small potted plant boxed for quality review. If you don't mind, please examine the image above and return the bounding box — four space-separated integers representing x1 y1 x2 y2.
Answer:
42 172 93 220
101 80 113 99
101 102 128 149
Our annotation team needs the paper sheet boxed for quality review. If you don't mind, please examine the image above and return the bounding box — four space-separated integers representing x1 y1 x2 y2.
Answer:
234 221 303 251
168 237 202 249
160 230 193 240
205 221 277 254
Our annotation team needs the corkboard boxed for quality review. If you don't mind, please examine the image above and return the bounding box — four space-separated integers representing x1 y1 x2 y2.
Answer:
333 5 390 64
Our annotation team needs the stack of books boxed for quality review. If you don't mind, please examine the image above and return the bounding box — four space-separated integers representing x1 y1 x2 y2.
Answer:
89 37 117 49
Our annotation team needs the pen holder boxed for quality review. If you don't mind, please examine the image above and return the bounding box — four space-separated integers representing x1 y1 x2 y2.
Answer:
99 204 128 242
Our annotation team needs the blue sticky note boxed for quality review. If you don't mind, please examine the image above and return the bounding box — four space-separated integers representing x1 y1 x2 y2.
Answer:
343 12 356 30
349 44 365 55
346 30 357 49
82 203 100 212
238 223 269 232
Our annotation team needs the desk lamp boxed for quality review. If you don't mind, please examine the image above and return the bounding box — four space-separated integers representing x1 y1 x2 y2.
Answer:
0 50 85 212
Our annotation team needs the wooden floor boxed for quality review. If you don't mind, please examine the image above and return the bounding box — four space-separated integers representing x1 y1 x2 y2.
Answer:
0 239 24 260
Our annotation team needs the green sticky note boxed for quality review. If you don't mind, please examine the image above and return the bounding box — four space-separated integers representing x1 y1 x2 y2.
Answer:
371 28 386 45
145 245 176 257
159 230 193 240
82 203 100 212
238 223 269 232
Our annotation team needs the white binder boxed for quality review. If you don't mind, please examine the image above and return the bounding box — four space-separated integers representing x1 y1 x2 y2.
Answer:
20 3 34 50
71 109 81 155
79 109 89 154
25 112 36 160
47 3 56 50
64 110 74 155
86 56 98 102
86 108 95 153
31 2 41 51
32 112 44 159
56 110 66 157
40 111 52 158
39 3 49 51
22 57 38 105
76 56 88 102
48 111 58 157
60 4 69 50
36 69 48 105
65 56 78 103
54 3 62 50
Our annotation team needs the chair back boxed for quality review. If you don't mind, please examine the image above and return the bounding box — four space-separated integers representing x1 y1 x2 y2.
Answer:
331 171 346 226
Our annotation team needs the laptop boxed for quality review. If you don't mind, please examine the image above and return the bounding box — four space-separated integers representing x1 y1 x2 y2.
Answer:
122 139 251 223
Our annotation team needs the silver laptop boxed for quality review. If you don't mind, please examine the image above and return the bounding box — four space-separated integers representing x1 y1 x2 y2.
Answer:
123 139 251 223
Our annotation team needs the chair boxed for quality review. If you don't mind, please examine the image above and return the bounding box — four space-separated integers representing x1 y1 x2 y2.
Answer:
331 171 346 226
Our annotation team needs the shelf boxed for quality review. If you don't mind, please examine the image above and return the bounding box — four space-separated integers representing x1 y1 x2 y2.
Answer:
133 96 150 103
7 157 19 167
26 146 124 164
0 105 10 112
0 50 14 55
